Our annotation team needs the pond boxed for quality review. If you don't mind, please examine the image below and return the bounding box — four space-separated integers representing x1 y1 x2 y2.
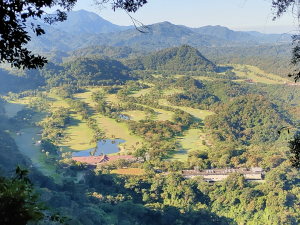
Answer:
119 114 133 120
72 139 126 157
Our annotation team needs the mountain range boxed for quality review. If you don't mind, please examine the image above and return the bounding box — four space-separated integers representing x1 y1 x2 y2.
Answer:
52 10 133 33
26 10 292 55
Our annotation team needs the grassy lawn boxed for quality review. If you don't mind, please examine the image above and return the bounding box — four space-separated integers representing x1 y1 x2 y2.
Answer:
171 129 210 161
74 88 101 108
163 88 184 96
12 126 60 178
74 89 143 150
156 100 214 161
232 64 290 84
123 110 146 121
135 103 173 121
129 88 152 97
111 168 145 175
92 114 142 150
4 97 31 117
104 93 119 104
48 93 96 152
158 99 214 123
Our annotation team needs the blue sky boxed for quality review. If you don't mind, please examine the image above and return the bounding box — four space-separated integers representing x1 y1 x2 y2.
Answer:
57 0 299 33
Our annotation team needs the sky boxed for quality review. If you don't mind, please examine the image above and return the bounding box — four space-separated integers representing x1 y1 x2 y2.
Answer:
56 0 300 34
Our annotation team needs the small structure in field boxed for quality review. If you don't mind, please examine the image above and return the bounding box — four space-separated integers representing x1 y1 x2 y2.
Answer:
245 78 254 84
181 167 263 182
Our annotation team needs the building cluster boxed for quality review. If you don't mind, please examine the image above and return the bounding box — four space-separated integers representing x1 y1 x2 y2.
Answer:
181 167 263 182
244 78 254 84
72 155 142 168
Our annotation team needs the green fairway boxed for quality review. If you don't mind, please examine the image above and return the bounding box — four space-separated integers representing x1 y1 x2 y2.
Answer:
156 100 214 161
48 93 96 152
232 64 290 84
158 99 214 122
92 114 142 151
74 88 102 108
4 97 31 117
123 110 146 121
171 129 210 161
74 90 143 151
129 88 152 97
163 89 183 96
12 126 58 177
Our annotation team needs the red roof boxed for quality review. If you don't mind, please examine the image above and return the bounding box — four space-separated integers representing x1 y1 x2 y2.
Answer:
72 155 134 165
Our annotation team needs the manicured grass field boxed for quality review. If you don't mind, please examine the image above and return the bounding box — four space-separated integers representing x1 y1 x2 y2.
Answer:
111 168 145 175
232 64 290 84
4 97 31 117
48 93 96 152
74 88 101 108
92 114 142 150
156 100 213 161
104 93 119 104
123 110 146 121
163 89 184 96
135 103 173 121
158 99 214 123
12 126 59 178
129 88 152 97
74 90 143 150
171 129 210 161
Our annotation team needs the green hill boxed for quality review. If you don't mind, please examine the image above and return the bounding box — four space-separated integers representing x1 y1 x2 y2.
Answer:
124 44 217 72
60 56 130 84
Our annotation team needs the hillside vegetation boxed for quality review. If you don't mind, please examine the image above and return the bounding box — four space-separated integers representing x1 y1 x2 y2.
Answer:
124 45 217 72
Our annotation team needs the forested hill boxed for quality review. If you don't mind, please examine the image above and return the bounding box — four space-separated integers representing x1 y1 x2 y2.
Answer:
124 45 217 72
42 45 150 64
190 25 256 42
58 57 131 84
27 21 233 53
51 10 133 34
190 25 292 43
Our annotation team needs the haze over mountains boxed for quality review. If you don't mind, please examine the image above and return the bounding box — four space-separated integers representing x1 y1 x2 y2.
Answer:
27 10 292 55
52 10 133 33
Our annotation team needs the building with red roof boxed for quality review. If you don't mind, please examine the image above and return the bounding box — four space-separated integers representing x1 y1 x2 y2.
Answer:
72 155 135 168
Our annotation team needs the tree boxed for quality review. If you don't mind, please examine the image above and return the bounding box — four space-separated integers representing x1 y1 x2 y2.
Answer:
0 0 148 69
272 1 300 167
271 0 300 81
0 166 45 224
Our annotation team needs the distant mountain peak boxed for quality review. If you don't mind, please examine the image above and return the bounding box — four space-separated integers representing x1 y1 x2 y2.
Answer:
52 10 133 34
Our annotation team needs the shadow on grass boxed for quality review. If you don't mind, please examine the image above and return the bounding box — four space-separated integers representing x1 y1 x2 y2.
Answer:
217 66 234 73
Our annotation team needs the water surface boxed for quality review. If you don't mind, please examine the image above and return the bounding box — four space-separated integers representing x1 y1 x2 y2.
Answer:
72 139 126 156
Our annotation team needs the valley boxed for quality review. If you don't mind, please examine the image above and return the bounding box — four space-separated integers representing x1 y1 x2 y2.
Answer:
1 8 300 224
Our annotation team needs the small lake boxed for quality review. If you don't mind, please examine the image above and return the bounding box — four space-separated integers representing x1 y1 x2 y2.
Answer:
72 139 126 157
119 114 133 120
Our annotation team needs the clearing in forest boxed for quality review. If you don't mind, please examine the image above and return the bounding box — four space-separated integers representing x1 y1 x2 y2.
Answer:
171 129 210 161
74 90 142 150
163 88 184 96
111 168 145 175
122 110 146 121
48 93 95 152
129 88 152 97
156 100 214 160
232 64 290 84
4 97 31 117
93 115 142 151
